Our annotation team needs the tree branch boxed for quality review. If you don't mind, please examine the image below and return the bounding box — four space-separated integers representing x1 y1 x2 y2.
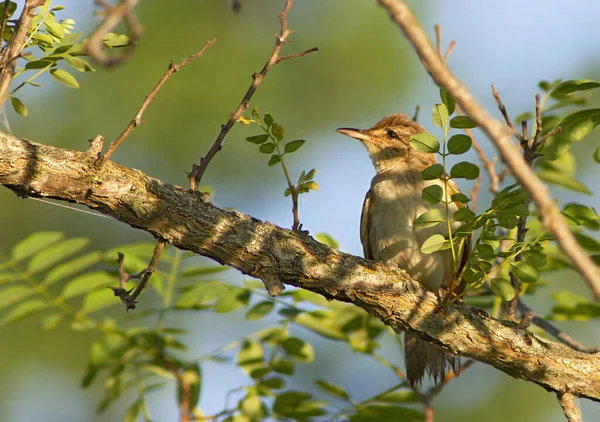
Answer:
187 0 318 190
377 0 600 302
0 133 599 401
557 392 582 422
0 0 45 106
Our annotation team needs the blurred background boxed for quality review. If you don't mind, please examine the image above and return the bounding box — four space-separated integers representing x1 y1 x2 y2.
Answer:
1 0 600 421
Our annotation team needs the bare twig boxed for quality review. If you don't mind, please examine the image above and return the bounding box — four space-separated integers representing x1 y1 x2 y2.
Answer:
470 169 482 211
492 84 520 140
377 0 600 302
557 392 582 422
412 104 420 122
108 238 166 310
188 0 318 190
0 0 45 106
276 46 319 63
99 38 216 163
86 0 142 68
518 299 600 353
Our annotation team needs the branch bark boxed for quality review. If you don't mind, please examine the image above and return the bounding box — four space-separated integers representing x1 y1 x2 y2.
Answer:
377 0 600 302
0 133 599 401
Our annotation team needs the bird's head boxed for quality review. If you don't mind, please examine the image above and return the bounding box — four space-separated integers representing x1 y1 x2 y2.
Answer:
337 113 435 173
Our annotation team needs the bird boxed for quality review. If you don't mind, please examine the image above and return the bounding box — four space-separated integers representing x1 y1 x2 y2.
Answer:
336 113 468 386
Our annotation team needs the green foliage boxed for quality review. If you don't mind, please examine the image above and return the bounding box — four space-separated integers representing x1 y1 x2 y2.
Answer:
1 231 429 421
3 0 129 117
242 108 318 229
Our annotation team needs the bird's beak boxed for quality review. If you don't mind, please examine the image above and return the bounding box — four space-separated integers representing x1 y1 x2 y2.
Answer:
336 127 373 143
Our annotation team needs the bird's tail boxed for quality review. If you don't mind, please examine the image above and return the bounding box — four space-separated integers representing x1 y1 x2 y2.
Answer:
404 334 459 387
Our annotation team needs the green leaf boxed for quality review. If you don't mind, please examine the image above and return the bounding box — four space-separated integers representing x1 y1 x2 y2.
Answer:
449 116 477 128
302 181 319 191
0 285 34 311
24 60 55 70
44 20 65 39
550 79 600 99
284 140 305 153
259 142 275 154
413 209 445 229
575 233 600 252
60 271 114 299
177 365 202 412
563 203 600 230
421 185 443 205
316 233 339 248
27 237 89 273
39 312 64 330
349 404 424 422
246 134 269 144
261 376 285 390
11 231 64 262
272 359 295 375
272 124 284 141
543 109 600 160
420 234 448 254
214 286 250 313
10 97 27 116
453 208 475 222
490 278 515 301
594 147 600 163
510 261 539 283
376 390 420 404
65 55 94 72
123 401 141 422
0 2 17 19
420 164 444 180
451 192 470 204
410 132 439 153
440 88 456 115
450 162 480 180
44 251 102 285
268 155 281 166
102 33 130 48
237 340 264 374
246 300 275 321
241 395 265 419
432 103 449 128
282 337 314 362
81 289 117 314
1 299 48 325
49 68 79 88
264 113 274 127
447 134 472 155
315 379 350 401
537 170 591 195
524 249 547 269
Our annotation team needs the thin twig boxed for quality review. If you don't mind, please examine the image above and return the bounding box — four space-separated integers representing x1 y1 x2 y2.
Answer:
557 392 582 422
470 169 482 211
0 0 12 58
491 84 521 140
276 46 319 63
377 0 600 302
108 238 166 310
100 38 216 163
518 300 600 353
188 0 318 190
0 0 45 107
412 104 420 122
86 0 142 68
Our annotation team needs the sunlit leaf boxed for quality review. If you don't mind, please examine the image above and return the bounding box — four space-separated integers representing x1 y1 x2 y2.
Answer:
549 79 600 99
510 261 539 283
420 234 448 254
543 109 600 160
10 97 28 116
490 278 515 301
413 209 445 229
421 185 443 205
432 103 448 128
246 300 275 321
50 68 79 88
439 88 455 115
315 379 350 401
1 299 48 325
410 132 439 153
28 237 89 273
11 231 64 262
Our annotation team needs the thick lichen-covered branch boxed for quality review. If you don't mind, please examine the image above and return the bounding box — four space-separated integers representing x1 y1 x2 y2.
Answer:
0 133 599 401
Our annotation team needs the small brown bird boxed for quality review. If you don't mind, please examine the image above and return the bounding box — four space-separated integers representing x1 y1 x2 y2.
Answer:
337 113 467 386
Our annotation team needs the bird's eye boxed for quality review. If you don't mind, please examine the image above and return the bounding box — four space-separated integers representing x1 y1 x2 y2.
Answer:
386 130 399 140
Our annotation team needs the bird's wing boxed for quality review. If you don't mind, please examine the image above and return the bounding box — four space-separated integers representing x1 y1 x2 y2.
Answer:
360 189 374 260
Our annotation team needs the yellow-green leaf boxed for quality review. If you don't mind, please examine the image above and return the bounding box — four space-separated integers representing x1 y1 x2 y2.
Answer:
50 68 79 88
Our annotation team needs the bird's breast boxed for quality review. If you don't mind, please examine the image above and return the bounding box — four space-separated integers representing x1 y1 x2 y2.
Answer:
367 174 459 291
